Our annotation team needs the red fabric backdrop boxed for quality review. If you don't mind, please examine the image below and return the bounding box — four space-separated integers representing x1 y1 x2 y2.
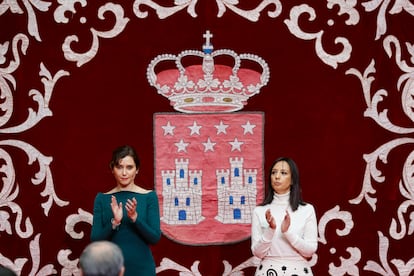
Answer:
1 0 414 275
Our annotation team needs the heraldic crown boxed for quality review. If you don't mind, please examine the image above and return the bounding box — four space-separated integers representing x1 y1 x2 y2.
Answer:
146 30 270 113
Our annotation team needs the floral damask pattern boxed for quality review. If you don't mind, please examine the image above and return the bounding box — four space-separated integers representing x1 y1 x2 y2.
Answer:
1 0 413 275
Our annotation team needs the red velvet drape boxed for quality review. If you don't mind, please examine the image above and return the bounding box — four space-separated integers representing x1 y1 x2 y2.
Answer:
1 1 413 275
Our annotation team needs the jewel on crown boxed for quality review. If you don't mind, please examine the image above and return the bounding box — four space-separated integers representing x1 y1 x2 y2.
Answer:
146 30 270 113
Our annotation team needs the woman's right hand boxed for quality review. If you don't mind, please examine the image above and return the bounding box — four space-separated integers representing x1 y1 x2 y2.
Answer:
265 209 276 229
111 195 123 223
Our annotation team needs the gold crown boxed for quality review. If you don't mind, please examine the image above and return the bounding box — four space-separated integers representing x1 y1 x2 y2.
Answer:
146 30 270 113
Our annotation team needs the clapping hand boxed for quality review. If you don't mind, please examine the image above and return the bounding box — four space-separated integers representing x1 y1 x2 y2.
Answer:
126 197 138 222
265 209 276 229
281 210 291 233
111 195 123 224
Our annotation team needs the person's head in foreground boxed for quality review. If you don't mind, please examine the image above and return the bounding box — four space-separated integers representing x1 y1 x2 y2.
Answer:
79 241 125 276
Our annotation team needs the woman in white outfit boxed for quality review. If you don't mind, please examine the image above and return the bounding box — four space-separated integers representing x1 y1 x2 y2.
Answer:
251 157 318 275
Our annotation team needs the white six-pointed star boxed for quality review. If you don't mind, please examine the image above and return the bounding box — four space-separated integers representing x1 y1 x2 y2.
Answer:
214 120 229 135
175 139 189 152
241 121 256 135
188 121 202 135
162 121 175 136
202 137 216 152
229 138 244 152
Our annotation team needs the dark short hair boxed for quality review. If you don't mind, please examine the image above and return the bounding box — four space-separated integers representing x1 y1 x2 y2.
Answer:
109 145 140 169
261 157 305 211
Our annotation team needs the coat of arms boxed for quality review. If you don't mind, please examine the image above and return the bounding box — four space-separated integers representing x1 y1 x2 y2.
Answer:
148 31 269 245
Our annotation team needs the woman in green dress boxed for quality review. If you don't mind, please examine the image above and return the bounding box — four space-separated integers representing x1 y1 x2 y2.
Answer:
91 145 161 276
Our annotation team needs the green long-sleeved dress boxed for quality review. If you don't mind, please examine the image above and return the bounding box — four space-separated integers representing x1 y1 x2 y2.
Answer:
91 190 161 276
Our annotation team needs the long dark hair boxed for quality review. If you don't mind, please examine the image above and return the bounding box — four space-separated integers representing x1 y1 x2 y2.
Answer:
109 145 140 170
261 157 305 211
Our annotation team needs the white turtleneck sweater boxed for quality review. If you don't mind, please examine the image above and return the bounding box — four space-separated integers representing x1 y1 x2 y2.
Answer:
251 192 318 260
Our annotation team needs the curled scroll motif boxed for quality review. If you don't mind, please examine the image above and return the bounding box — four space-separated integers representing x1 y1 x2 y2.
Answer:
347 60 414 134
222 256 260 275
0 34 69 133
215 0 282 22
58 209 92 275
0 234 57 275
0 0 51 42
389 150 414 240
133 0 197 19
0 34 29 129
364 231 409 275
383 35 414 125
1 62 68 133
57 249 81 276
54 0 87 24
284 4 352 69
0 140 69 216
0 148 33 239
65 208 93 239
317 205 354 245
156 257 202 275
349 138 414 211
62 3 129 67
328 247 361 276
0 253 26 276
317 206 360 275
133 0 282 21
327 0 360 25
362 0 414 40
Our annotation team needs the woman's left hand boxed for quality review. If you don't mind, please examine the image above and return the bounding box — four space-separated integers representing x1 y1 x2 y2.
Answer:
281 210 291 233
126 197 138 222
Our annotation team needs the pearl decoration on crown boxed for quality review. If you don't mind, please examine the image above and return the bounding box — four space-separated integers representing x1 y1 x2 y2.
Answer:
146 30 270 113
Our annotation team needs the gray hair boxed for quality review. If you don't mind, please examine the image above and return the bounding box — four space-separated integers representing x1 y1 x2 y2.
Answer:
80 241 124 276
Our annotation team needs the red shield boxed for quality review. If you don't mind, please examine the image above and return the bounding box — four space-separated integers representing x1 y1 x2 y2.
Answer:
154 112 264 245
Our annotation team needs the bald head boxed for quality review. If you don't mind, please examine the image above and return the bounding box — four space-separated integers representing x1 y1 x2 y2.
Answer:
80 241 124 276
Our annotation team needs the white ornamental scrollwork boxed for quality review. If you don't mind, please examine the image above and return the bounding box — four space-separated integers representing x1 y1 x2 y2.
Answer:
346 35 414 134
57 209 92 275
389 150 414 240
57 249 81 276
0 0 51 42
362 0 414 40
383 35 414 126
284 4 352 69
133 0 282 21
65 208 92 239
0 34 29 129
363 231 414 275
0 147 33 239
343 26 414 274
0 34 69 133
0 140 69 216
317 205 354 245
349 138 414 211
1 0 414 274
54 0 87 24
1 22 70 276
222 256 261 276
62 3 129 67
0 233 57 275
156 257 202 275
317 206 361 275
215 0 282 21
